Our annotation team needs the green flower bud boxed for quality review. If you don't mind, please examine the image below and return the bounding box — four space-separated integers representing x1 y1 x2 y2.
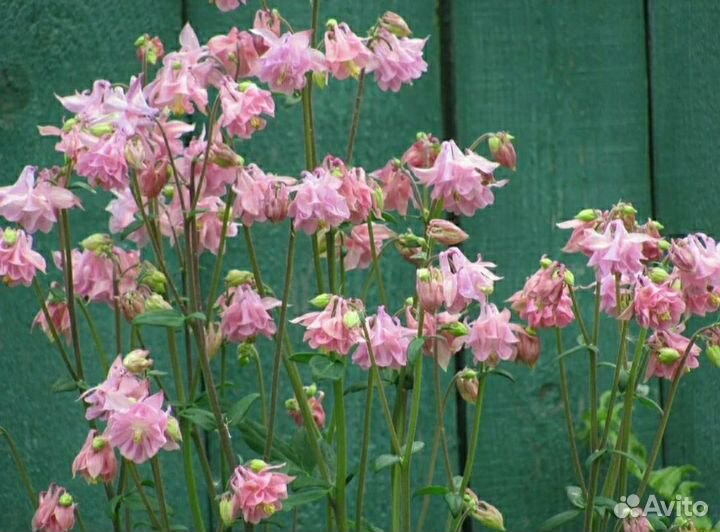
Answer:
162 184 175 200
92 436 107 452
2 228 18 246
706 345 720 368
219 493 236 528
89 123 114 137
563 270 575 286
310 293 332 309
326 18 338 28
62 117 79 132
658 347 681 365
80 233 113 255
58 493 74 508
343 310 361 329
303 383 318 397
658 239 671 251
123 349 153 373
440 321 469 338
487 135 501 155
575 209 598 222
249 459 267 472
139 263 167 294
237 342 258 366
145 293 172 311
226 269 254 288
539 257 553 269
165 416 182 444
649 267 670 284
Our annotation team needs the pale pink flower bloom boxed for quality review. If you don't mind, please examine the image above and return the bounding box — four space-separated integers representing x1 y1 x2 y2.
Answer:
372 159 415 216
230 462 295 525
106 188 149 247
556 215 603 255
291 295 362 355
508 260 574 329
670 233 720 316
55 247 140 304
370 29 427 92
467 304 519 366
416 267 445 314
0 166 80 233
623 515 651 532
208 28 261 79
56 79 112 117
219 285 280 343
106 392 173 464
102 76 158 135
0 228 46 286
251 29 326 94
632 275 685 330
195 195 238 255
147 24 211 115
75 131 129 191
32 484 75 532
404 307 465 370
324 22 375 80
344 223 394 271
353 306 415 370
288 168 350 234
82 356 150 421
72 429 117 484
33 296 72 344
215 0 246 12
645 329 701 381
513 325 541 368
583 220 651 278
219 77 275 139
288 391 326 429
439 247 500 312
253 8 282 39
412 140 504 217
323 156 376 224
402 133 440 168
232 164 295 225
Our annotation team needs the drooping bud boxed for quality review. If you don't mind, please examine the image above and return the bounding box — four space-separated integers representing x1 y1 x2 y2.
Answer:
648 267 670 284
426 219 469 246
125 138 146 170
219 493 236 528
310 293 332 309
237 341 258 366
91 436 107 452
249 459 268 472
514 326 541 368
706 345 720 368
162 184 174 200
226 269 254 288
465 490 505 531
138 262 167 294
575 208 598 222
440 321 470 338
165 416 182 445
416 267 444 314
380 11 412 37
539 257 553 269
303 383 318 397
210 143 245 169
123 349 153 373
205 322 223 359
80 233 113 255
487 131 516 171
456 368 480 404
135 34 165 65
342 310 361 330
144 293 172 311
658 347 681 365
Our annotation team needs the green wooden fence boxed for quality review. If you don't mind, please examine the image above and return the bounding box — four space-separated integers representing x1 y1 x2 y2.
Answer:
1 1 718 531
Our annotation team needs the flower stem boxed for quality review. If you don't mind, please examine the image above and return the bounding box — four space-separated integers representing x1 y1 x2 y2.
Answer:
254 351 269 427
127 461 162 530
346 70 366 164
76 297 110 373
206 189 236 322
242 225 265 294
181 419 206 532
150 456 171 530
555 328 586 492
333 378 349 532
366 218 387 305
401 346 424 531
311 234 325 293
31 279 77 381
59 209 84 380
354 373 373 531
0 426 35 507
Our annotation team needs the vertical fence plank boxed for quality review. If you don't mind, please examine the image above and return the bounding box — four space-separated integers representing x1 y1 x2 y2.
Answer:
451 1 652 529
184 1 446 530
649 0 720 520
0 1 183 530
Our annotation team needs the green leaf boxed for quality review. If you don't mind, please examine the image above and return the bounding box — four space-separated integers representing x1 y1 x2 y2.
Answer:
185 311 207 322
554 343 596 362
485 367 516 384
407 337 425 367
413 485 450 498
310 356 345 382
380 211 399 225
227 393 260 426
120 218 145 240
636 395 664 415
646 514 668 531
593 496 617 510
133 309 185 329
290 352 319 364
538 510 581 532
401 441 424 456
68 181 97 194
373 454 401 472
565 485 585 509
344 382 368 396
179 407 217 431
585 448 607 468
444 493 464 517
146 370 168 377
51 376 84 393
281 489 330 511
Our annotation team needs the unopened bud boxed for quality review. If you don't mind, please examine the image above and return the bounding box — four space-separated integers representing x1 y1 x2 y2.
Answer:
92 436 107 452
145 293 172 311
426 219 469 246
165 416 182 444
397 232 426 249
62 117 79 132
205 322 223 359
89 123 113 137
303 383 318 397
706 345 720 367
466 491 504 531
649 267 669 284
658 239 671 251
237 342 258 366
456 368 479 404
2 228 18 246
310 293 332 309
487 132 516 171
343 310 361 329
125 139 146 170
373 187 385 212
219 493 236 527
440 321 469 338
380 11 412 37
575 209 598 222
210 144 244 168
162 184 174 200
81 233 113 255
123 349 153 373
139 263 167 294
226 269 254 288
284 397 299 411
326 18 338 29
313 71 328 90
249 459 267 472
539 257 553 269
58 493 74 508
658 347 681 365
563 270 575 286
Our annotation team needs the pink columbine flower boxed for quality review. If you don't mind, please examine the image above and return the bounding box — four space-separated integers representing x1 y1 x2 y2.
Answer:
106 392 173 464
670 233 720 316
370 28 427 92
645 329 701 381
325 159 377 224
488 132 517 170
467 304 519 366
32 288 72 344
405 307 466 370
208 27 260 79
353 306 415 370
556 211 606 255
32 484 76 532
82 356 150 421
251 29 326 94
0 228 46 286
55 246 139 304
507 259 574 329
287 390 326 429
229 461 295 525
287 168 350 234
0 166 80 233
632 275 685 330
324 22 375 80
623 515 651 532
426 218 469 246
291 295 362 355
402 132 440 168
195 195 239 255
72 429 118 484
344 223 394 271
147 24 212 115
416 267 445 314
439 247 501 312
372 159 415 216
74 131 129 191
215 0 246 12
232 164 296 225
412 140 505 217
583 219 651 278
219 78 275 139
106 188 149 247
219 284 280 343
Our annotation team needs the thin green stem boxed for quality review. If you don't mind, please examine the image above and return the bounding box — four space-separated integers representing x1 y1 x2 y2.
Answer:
206 190 236 322
59 209 84 379
458 369 486 493
333 377 348 532
31 279 77 381
311 233 325 294
354 373 373 532
254 353 268 427
243 225 265 295
112 269 123 357
0 426 36 507
366 218 387 305
181 420 206 532
127 461 162 530
191 427 219 502
346 70 366 164
401 347 424 531
77 297 110 373
150 456 171 530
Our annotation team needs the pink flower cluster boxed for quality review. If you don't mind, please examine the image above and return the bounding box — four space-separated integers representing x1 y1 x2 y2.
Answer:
223 461 295 525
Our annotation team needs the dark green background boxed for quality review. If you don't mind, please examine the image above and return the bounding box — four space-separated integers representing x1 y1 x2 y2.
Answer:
1 1 718 531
